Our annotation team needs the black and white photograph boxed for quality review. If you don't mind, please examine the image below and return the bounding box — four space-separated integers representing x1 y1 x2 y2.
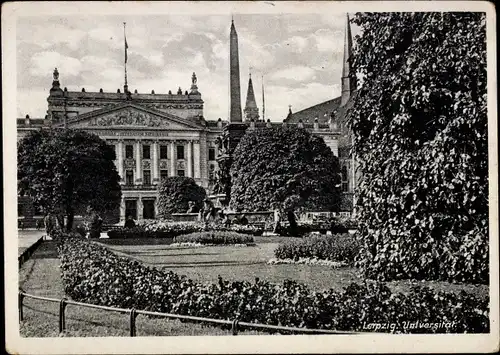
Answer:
3 1 498 354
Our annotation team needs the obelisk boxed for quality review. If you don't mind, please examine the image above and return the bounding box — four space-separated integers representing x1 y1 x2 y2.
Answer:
229 18 243 122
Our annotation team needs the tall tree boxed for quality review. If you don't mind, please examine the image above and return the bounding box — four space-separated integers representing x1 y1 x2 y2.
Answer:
230 126 341 230
18 129 121 232
349 13 488 283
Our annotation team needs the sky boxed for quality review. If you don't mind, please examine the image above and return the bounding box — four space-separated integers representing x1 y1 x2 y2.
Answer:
16 12 359 122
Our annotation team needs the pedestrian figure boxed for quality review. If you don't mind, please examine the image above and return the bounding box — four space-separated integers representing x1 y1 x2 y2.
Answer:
273 208 282 234
44 213 54 237
124 215 136 229
202 198 214 222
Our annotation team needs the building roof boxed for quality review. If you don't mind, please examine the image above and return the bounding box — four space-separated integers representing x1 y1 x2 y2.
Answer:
284 97 342 124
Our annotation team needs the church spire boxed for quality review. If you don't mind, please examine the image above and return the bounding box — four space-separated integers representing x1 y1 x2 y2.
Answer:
244 71 259 121
229 17 243 122
341 13 356 107
286 104 293 120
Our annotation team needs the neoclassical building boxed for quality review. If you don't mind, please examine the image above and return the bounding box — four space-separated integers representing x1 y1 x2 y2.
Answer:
17 16 354 223
17 71 225 221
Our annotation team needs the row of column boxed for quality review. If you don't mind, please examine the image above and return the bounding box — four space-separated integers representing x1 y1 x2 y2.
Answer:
114 139 200 185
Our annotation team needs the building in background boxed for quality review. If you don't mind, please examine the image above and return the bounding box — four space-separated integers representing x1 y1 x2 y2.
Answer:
17 70 223 222
283 14 358 211
17 15 356 223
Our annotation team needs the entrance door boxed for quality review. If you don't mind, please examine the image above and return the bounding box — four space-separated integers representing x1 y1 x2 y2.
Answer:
143 200 155 219
125 200 137 220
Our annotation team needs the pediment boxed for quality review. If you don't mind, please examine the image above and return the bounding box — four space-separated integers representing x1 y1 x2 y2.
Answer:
64 104 203 130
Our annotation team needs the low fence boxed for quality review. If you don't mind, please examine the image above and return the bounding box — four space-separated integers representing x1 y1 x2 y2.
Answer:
18 237 44 268
19 291 358 336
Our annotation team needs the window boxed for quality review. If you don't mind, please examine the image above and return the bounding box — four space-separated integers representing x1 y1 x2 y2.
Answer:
142 200 155 219
143 170 151 185
125 145 134 159
177 169 185 177
177 145 185 160
125 200 137 220
126 170 134 185
143 145 151 159
160 145 168 159
160 169 169 181
208 148 216 161
341 166 348 192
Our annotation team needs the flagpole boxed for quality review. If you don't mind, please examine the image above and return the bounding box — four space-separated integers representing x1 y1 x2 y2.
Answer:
261 74 265 121
123 22 128 93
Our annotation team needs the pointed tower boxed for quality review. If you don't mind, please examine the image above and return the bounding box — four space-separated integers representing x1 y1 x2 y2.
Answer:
286 105 293 121
340 14 356 107
229 18 243 122
244 73 259 121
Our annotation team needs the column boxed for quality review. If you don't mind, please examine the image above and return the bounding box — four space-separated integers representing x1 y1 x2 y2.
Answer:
200 132 208 182
152 140 159 184
193 140 201 179
187 140 193 177
135 140 142 184
170 140 176 176
119 198 126 224
154 198 159 218
117 140 124 184
137 198 143 221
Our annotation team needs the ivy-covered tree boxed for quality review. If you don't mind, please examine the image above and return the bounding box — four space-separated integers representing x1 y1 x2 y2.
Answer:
349 13 488 283
157 176 207 217
230 126 341 229
18 129 121 232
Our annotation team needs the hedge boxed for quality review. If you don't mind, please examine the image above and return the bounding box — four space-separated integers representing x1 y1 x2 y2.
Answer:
274 234 359 264
174 231 254 245
58 237 489 333
277 217 358 237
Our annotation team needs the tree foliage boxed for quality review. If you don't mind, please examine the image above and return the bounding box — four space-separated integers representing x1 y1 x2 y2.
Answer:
17 129 121 231
230 127 341 213
157 176 206 217
349 13 488 283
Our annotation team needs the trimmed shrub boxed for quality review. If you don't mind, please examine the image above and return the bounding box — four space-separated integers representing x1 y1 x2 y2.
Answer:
174 231 254 245
274 234 359 264
157 177 206 217
58 237 489 333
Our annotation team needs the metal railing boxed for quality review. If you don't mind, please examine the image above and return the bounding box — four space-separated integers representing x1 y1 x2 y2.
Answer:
19 291 358 336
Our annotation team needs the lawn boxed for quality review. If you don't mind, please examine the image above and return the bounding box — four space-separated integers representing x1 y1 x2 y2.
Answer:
99 236 489 298
19 237 489 337
18 241 261 337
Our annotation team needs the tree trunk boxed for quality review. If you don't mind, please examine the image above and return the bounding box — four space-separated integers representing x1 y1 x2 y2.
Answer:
66 208 74 232
287 210 298 236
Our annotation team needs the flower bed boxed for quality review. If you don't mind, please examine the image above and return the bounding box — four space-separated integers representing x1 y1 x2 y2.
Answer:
174 231 254 245
274 234 360 264
267 258 347 268
108 220 263 239
58 237 489 333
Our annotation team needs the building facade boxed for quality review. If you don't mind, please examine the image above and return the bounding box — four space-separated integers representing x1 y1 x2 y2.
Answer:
17 71 225 222
17 16 354 223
